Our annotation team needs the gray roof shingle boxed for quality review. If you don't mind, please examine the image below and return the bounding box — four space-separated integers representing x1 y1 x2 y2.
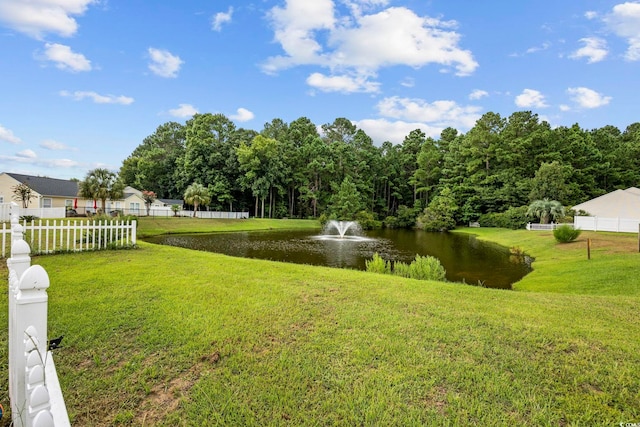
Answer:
6 173 79 198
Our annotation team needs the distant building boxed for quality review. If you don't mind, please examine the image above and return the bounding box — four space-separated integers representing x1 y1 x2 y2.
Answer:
572 187 640 219
572 187 640 232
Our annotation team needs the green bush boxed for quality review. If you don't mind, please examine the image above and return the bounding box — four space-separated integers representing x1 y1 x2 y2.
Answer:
384 215 399 229
392 261 411 278
553 225 582 243
365 253 390 274
408 255 447 281
366 253 447 282
355 210 381 230
478 206 529 229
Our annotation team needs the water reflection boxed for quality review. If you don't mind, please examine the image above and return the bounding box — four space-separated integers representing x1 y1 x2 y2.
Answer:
144 229 531 289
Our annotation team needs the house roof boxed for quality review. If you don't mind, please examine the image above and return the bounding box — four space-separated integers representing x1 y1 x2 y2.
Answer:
572 188 640 219
6 173 79 198
159 199 183 206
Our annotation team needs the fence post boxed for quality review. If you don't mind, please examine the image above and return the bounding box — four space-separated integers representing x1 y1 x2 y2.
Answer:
131 220 137 245
10 247 50 427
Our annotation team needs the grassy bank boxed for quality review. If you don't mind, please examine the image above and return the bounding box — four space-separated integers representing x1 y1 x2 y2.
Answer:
457 228 640 295
136 217 320 237
0 222 639 425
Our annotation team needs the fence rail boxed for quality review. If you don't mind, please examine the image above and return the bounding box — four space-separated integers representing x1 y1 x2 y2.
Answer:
1 203 250 221
8 214 70 426
574 216 640 233
1 219 137 258
525 222 573 231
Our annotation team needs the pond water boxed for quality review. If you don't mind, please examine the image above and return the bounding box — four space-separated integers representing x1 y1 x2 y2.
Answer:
144 228 532 289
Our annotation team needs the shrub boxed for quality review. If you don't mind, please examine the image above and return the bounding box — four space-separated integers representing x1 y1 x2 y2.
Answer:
478 206 529 229
392 261 411 278
384 216 399 229
416 188 458 232
365 253 390 274
395 205 419 228
355 210 381 230
366 253 447 282
553 225 582 243
408 255 447 281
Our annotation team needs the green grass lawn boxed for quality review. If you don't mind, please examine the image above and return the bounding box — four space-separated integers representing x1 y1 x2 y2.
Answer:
1 219 639 426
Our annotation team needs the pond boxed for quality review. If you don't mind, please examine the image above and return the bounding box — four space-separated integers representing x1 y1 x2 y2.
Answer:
144 228 532 289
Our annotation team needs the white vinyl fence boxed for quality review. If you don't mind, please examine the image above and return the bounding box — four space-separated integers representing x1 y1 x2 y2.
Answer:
574 216 640 233
180 210 249 219
1 219 137 258
526 222 573 231
7 215 70 426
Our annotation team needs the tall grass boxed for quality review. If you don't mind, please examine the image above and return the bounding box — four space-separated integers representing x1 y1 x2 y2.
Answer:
0 222 638 425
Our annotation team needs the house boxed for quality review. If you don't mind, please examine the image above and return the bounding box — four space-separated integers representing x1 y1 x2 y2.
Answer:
0 172 81 210
572 187 640 232
120 186 182 215
572 187 640 219
0 172 171 219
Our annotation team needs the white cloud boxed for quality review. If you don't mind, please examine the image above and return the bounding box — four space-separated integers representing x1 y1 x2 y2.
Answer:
526 42 551 54
469 89 488 100
569 37 608 63
604 2 640 60
41 43 92 72
212 7 233 31
567 87 611 108
306 72 380 93
585 11 598 20
60 90 134 105
263 2 477 92
40 139 73 151
0 0 96 39
400 77 415 88
0 152 79 169
148 48 183 78
559 104 571 112
229 108 255 122
0 124 21 144
16 149 37 159
376 96 482 129
515 89 548 108
169 104 198 118
355 118 444 144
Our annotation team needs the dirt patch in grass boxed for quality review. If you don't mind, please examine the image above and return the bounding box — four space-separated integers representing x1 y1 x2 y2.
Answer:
133 349 223 426
135 375 195 426
557 232 639 254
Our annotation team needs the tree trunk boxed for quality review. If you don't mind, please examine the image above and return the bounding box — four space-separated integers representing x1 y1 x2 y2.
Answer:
254 196 258 218
261 197 265 218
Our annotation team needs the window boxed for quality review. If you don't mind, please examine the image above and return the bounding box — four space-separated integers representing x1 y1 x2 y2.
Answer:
42 198 52 208
65 199 73 207
129 202 140 213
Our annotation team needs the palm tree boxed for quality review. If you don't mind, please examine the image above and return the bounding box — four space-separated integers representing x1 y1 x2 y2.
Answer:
184 182 211 217
527 199 565 224
78 168 124 214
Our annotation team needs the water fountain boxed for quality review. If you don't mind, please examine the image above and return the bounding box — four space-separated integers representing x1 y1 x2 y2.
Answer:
327 220 357 238
314 220 373 242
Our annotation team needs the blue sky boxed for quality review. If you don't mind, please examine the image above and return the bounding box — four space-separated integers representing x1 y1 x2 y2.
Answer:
1 0 639 180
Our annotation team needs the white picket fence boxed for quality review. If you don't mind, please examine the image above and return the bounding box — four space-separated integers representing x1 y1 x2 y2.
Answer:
7 214 70 426
1 219 137 258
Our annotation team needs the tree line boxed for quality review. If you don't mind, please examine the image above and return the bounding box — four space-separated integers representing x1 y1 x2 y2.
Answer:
119 111 640 226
